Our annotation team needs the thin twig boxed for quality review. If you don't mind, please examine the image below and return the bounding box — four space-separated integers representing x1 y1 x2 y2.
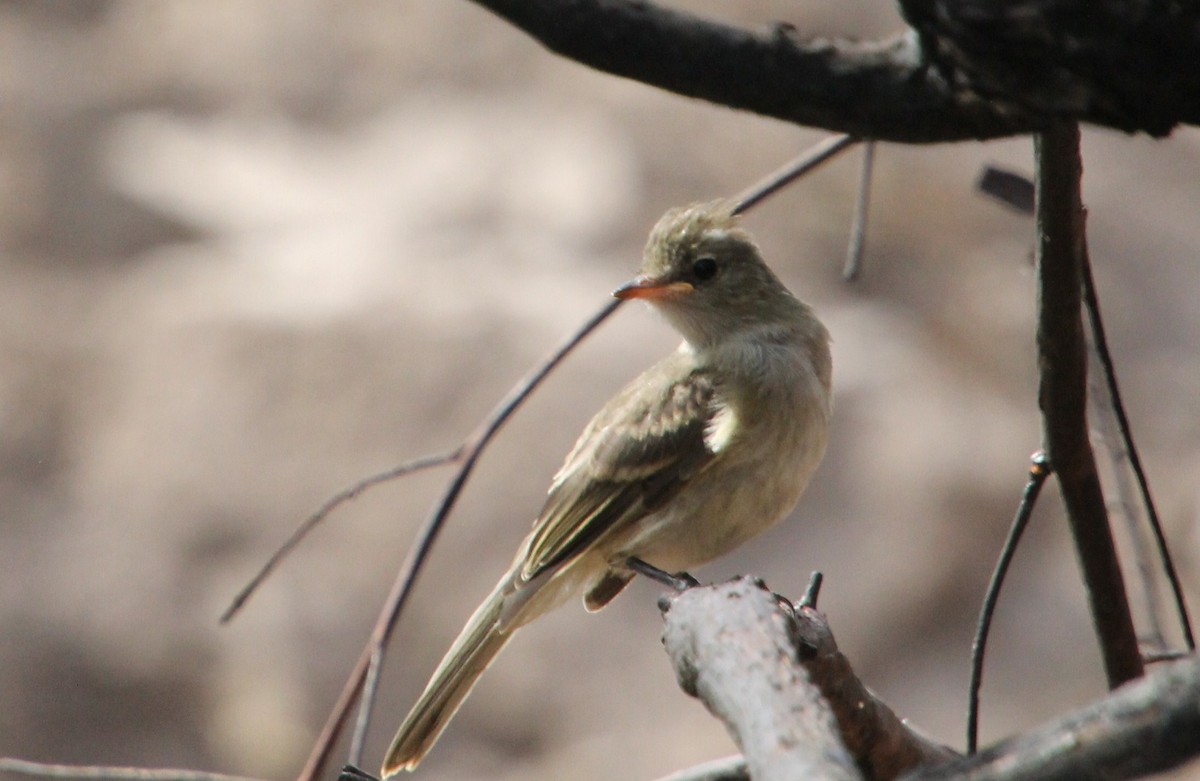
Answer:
299 298 623 781
731 134 858 215
798 571 824 610
1089 352 1168 653
220 450 462 624
1034 122 1142 688
1080 255 1195 651
842 141 875 281
966 452 1051 754
348 648 385 767
0 759 264 781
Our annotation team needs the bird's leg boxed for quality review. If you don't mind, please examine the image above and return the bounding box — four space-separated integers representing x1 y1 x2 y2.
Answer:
626 556 700 591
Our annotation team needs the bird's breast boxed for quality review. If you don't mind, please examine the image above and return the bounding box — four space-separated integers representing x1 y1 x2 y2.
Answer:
617 347 831 573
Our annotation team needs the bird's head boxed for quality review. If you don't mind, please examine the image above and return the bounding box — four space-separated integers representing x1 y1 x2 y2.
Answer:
614 201 799 348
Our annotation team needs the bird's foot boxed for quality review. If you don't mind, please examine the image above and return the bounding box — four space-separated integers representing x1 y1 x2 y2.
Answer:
626 556 700 592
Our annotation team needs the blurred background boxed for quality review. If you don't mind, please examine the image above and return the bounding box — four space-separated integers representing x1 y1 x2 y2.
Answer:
1 2 1198 780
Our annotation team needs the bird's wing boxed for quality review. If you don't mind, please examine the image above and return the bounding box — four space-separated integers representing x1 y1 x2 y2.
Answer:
519 353 721 582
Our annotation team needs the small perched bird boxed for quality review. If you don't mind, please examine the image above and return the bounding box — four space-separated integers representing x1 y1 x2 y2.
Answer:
381 200 833 775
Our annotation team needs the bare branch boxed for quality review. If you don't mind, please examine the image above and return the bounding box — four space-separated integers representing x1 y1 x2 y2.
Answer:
659 577 957 781
842 141 875 281
0 759 263 781
463 0 1199 140
731 134 858 215
1034 122 1142 687
220 450 462 624
895 0 1200 136
464 0 1045 142
1080 256 1195 651
661 577 863 781
967 452 1052 753
784 593 961 779
656 579 1200 781
906 655 1200 781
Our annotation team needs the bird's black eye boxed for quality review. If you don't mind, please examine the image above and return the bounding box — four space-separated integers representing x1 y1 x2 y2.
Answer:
692 256 719 282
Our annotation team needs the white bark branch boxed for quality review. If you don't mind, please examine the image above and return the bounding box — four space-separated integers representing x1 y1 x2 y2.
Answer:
659 577 956 781
657 577 1200 781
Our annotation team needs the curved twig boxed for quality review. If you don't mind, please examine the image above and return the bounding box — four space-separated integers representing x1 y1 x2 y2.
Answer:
220 451 462 624
966 452 1051 754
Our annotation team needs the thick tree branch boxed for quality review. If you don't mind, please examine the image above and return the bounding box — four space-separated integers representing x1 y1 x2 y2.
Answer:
465 0 1044 143
905 655 1200 781
659 577 956 781
661 577 861 781
1034 123 1143 688
464 0 1198 141
657 579 1200 781
896 0 1200 136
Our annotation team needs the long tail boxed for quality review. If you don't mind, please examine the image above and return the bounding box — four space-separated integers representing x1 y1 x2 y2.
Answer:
381 573 522 776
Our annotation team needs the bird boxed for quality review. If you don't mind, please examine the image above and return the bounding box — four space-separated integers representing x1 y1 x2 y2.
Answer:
381 200 833 775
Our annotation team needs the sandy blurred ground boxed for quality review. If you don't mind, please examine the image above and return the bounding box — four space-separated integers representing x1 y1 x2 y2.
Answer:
1 2 1198 780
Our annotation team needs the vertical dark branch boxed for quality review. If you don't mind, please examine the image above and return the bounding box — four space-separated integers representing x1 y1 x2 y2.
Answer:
1034 123 1143 688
